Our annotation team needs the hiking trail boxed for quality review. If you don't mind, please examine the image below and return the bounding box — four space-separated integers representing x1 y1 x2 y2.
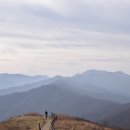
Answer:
41 113 57 130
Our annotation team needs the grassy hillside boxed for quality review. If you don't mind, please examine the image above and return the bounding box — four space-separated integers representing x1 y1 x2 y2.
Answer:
55 115 114 130
0 113 44 130
0 113 115 130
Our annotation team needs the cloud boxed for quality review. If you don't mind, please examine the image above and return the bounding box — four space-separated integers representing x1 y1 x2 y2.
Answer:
1 0 130 33
1 29 130 51
0 0 130 75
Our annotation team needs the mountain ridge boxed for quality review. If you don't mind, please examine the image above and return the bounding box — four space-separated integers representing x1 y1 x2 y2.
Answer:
0 70 130 129
0 73 49 89
0 113 115 130
0 82 122 122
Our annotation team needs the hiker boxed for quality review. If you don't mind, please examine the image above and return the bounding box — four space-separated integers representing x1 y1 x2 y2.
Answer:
39 123 41 130
45 110 48 119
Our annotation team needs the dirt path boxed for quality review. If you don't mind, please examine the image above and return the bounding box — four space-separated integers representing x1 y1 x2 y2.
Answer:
42 118 52 130
40 113 57 130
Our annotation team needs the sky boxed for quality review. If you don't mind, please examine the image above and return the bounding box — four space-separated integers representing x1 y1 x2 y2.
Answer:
0 0 130 76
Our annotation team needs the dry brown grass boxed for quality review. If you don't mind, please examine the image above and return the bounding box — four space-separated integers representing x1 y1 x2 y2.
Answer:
54 115 115 130
0 113 45 130
0 113 116 130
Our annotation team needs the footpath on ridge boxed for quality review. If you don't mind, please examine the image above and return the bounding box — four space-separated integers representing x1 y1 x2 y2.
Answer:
41 113 57 130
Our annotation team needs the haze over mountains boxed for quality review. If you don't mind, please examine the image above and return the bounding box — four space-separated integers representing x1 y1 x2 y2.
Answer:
103 103 130 129
0 73 49 89
0 70 130 103
0 70 130 129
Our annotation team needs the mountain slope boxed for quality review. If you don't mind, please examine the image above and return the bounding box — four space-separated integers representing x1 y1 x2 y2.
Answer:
55 115 114 130
102 103 130 129
74 70 130 96
1 70 130 103
0 82 121 122
54 72 130 103
0 113 44 130
55 70 130 103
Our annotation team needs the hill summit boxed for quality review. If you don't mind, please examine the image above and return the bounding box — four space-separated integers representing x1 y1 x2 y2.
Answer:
0 113 115 130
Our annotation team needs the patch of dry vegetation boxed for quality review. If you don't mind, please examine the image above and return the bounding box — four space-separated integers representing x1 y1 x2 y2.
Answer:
54 115 115 130
0 113 118 130
0 113 45 130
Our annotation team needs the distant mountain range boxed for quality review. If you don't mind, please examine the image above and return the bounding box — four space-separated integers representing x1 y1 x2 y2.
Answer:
0 70 130 103
77 70 130 97
0 73 49 89
0 82 121 121
0 76 60 95
0 70 130 129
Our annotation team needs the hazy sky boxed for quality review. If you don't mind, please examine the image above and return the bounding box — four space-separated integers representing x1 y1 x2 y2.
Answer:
0 0 130 76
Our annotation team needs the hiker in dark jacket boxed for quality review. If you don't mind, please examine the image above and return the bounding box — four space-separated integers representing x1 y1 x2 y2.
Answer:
45 110 48 119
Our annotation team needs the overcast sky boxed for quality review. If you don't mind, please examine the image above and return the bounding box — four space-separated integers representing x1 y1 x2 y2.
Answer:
0 0 130 76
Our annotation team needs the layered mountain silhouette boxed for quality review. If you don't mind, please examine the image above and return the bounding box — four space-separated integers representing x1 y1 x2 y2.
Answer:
0 70 130 103
0 70 130 129
77 70 130 97
0 73 49 89
0 76 60 95
0 82 121 121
